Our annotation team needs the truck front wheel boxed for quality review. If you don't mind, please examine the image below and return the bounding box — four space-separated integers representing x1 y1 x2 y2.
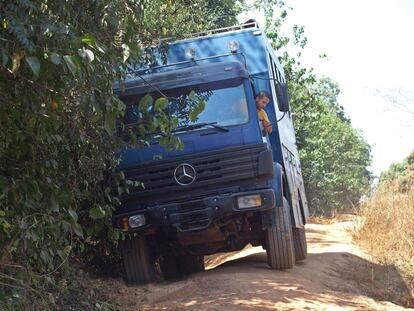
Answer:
121 234 155 284
265 198 295 269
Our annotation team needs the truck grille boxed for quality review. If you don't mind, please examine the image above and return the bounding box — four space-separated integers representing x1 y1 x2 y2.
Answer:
120 143 268 207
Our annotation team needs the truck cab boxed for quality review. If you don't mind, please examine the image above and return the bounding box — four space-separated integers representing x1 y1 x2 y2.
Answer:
113 22 309 284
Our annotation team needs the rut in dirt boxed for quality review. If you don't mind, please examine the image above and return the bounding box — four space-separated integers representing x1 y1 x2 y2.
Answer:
103 218 413 310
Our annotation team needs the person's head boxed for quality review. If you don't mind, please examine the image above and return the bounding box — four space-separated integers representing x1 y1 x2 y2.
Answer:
255 91 270 110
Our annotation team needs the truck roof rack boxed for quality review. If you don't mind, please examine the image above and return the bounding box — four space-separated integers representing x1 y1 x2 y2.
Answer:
130 22 258 75
128 52 247 76
158 21 259 43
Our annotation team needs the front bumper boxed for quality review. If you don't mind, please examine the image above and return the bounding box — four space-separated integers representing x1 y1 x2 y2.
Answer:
113 188 275 232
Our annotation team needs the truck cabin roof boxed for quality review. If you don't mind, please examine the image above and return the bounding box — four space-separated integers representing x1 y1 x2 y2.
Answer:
115 61 249 97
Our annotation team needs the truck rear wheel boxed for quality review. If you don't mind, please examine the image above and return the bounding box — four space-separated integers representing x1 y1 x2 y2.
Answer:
177 254 205 275
293 227 307 261
159 253 181 280
265 198 295 269
121 234 155 284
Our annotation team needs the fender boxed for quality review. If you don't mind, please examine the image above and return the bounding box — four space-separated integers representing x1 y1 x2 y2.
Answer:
261 162 284 229
270 162 284 208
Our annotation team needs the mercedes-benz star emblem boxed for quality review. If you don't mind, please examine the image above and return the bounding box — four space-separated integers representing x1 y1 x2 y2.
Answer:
173 163 196 186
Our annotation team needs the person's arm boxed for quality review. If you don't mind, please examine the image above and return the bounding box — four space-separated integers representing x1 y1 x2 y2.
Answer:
262 111 272 134
263 119 272 134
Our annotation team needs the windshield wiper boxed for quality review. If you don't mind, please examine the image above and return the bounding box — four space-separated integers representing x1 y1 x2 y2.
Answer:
174 122 229 132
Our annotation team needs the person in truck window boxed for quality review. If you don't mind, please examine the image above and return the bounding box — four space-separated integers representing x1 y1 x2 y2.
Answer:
256 91 272 134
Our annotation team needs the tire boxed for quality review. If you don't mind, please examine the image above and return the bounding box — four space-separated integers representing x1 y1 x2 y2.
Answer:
121 235 155 284
293 227 307 261
159 254 181 280
265 198 295 269
177 254 205 275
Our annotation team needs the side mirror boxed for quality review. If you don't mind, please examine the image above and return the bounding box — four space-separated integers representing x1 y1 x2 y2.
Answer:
275 83 290 112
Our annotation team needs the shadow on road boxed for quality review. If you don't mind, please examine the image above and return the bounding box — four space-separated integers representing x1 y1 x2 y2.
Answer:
100 222 414 310
140 250 413 310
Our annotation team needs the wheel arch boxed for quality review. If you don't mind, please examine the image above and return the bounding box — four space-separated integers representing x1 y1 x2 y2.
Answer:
272 162 285 208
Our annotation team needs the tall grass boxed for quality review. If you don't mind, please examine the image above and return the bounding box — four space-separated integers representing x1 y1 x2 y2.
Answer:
353 170 414 278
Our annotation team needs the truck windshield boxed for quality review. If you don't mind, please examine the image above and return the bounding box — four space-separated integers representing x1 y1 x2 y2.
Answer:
122 78 249 129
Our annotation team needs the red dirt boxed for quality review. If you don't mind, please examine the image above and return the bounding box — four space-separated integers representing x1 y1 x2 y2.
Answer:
100 218 413 310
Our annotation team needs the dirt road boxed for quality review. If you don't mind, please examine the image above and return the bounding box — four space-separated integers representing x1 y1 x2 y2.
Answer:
107 217 413 310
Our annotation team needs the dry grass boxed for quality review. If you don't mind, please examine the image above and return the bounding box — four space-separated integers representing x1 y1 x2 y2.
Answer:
353 171 414 284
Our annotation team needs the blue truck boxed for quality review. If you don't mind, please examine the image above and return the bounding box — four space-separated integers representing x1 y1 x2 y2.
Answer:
113 22 309 284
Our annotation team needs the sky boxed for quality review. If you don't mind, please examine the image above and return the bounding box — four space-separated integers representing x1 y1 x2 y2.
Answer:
239 0 414 176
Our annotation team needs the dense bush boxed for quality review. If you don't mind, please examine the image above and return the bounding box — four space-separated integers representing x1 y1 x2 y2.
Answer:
379 150 414 183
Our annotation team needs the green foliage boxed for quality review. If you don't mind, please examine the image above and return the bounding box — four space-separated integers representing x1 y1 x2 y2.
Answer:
263 1 372 214
295 109 371 213
0 0 241 309
381 161 410 182
380 150 414 183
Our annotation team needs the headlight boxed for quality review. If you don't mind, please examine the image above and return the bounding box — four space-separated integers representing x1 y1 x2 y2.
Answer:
237 195 262 209
185 47 196 59
228 40 240 53
129 214 146 228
